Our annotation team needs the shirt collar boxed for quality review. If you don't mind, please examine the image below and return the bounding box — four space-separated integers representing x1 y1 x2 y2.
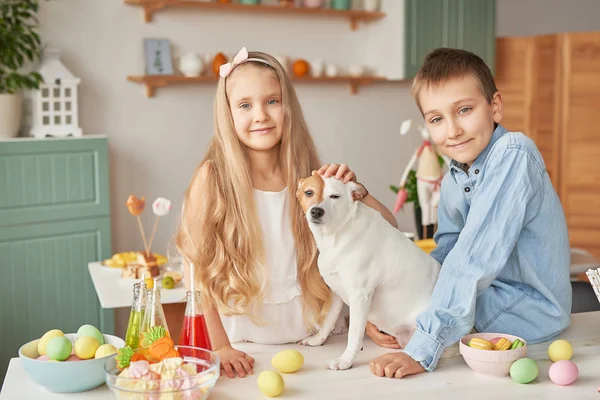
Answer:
449 124 507 176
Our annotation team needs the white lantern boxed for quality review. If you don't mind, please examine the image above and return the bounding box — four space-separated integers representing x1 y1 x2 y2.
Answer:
31 49 82 138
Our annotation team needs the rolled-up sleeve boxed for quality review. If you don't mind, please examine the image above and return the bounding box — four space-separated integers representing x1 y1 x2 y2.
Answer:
404 145 544 371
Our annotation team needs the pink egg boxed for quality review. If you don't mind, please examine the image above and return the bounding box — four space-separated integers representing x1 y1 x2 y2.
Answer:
65 354 82 362
549 360 579 386
37 355 50 361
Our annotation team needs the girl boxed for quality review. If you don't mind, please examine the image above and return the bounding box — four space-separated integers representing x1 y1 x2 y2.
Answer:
175 47 397 378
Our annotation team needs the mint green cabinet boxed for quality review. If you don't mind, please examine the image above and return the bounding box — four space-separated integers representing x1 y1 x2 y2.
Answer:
404 0 496 79
0 137 112 384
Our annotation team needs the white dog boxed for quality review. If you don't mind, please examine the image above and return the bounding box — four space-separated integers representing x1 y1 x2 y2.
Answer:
296 173 441 370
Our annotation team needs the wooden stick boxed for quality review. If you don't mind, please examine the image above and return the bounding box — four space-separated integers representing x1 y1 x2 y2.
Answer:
147 216 161 255
136 216 150 255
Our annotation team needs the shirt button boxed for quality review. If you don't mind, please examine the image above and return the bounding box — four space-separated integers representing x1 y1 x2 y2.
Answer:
474 169 480 174
464 187 471 193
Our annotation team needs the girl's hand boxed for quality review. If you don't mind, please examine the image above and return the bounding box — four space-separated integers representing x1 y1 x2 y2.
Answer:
366 322 401 349
317 164 356 184
215 345 255 378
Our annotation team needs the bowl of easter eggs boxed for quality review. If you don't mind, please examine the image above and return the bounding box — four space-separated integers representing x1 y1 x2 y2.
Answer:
459 332 527 377
18 324 125 393
104 327 219 400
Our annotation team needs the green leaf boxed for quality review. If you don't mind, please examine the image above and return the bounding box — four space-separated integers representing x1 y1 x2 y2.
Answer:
0 0 43 94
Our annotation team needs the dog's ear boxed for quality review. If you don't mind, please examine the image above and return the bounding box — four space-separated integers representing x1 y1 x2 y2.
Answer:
348 181 369 201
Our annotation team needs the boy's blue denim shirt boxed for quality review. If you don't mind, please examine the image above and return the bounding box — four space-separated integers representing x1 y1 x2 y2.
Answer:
403 124 572 372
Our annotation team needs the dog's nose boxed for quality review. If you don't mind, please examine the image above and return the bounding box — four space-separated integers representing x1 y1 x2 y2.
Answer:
310 207 325 219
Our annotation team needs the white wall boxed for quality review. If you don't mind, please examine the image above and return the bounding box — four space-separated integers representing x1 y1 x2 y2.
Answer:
36 0 421 266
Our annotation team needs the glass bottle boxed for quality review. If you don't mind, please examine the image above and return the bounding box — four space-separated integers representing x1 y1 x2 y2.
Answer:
138 286 171 351
179 290 212 350
124 282 146 349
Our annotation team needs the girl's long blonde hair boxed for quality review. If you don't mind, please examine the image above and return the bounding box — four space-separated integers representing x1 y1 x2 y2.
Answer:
175 51 331 328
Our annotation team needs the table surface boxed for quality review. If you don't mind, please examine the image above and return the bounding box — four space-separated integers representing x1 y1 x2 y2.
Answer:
87 262 187 309
2 312 600 399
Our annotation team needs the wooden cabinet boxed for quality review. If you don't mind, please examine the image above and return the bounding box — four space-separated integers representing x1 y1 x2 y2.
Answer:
0 137 113 383
404 0 497 79
495 32 600 257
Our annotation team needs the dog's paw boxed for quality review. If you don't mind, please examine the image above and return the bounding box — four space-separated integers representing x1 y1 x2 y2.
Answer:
298 334 326 347
325 358 353 370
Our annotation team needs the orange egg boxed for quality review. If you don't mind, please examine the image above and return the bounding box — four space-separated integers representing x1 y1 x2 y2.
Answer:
292 59 310 77
212 52 228 77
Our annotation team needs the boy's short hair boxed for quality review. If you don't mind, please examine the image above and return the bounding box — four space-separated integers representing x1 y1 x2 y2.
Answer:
412 48 498 112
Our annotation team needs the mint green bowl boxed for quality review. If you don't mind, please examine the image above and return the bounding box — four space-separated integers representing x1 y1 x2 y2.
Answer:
19 333 125 393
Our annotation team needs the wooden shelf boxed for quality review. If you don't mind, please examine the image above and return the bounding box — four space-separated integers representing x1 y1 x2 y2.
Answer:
123 0 385 30
127 74 390 97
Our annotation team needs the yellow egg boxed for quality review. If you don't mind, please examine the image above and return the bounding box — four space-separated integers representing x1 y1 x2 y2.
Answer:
37 329 65 356
271 349 304 373
257 370 284 397
548 339 573 362
95 344 118 359
74 336 101 360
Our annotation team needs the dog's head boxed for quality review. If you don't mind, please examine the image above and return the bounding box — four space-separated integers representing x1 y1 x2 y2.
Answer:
296 172 368 232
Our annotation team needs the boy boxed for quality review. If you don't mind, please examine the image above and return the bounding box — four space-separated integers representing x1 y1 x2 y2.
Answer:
369 48 572 378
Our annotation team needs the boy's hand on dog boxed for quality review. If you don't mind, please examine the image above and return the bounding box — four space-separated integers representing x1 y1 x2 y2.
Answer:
366 322 401 349
370 352 426 378
317 164 357 184
215 346 255 378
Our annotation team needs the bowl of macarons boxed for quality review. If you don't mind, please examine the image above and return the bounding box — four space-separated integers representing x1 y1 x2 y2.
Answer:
459 332 527 377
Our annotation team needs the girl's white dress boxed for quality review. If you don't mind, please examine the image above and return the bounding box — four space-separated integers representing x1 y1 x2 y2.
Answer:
221 187 312 344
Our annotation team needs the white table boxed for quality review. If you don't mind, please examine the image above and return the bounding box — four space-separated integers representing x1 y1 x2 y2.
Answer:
87 262 187 308
2 312 600 399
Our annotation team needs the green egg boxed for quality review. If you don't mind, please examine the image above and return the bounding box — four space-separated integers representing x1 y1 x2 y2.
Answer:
46 336 72 361
77 324 104 346
510 358 539 384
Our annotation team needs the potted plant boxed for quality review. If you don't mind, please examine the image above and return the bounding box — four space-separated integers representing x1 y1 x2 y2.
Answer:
0 0 44 138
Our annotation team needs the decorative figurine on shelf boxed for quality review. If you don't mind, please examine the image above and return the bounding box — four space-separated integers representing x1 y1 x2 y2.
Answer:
393 119 446 239
31 49 82 138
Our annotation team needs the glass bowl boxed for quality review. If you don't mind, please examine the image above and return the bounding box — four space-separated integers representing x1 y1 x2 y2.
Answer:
104 346 219 400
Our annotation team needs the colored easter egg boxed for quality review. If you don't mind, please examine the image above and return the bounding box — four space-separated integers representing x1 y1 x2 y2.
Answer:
549 360 578 386
74 336 101 360
257 370 284 397
95 344 118 359
548 339 573 362
510 358 539 384
46 336 73 361
77 324 104 346
37 329 64 356
272 350 304 373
